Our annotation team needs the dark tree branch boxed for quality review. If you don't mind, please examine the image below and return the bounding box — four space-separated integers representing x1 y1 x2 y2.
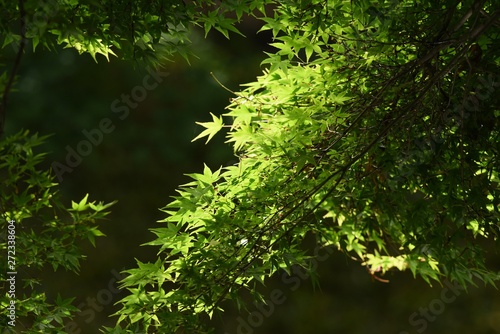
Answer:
0 0 27 137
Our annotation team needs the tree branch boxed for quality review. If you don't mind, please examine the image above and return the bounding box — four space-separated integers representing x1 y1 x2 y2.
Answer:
0 0 27 137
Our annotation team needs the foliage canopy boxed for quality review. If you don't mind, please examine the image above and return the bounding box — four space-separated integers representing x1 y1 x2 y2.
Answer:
1 0 499 333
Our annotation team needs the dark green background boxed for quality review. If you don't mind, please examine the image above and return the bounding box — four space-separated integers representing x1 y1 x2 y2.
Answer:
4 21 499 334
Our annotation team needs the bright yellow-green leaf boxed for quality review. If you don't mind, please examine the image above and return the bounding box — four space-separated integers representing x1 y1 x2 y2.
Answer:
192 112 224 144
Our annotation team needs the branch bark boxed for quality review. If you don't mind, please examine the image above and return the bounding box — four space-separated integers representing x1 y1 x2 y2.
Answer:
0 0 27 137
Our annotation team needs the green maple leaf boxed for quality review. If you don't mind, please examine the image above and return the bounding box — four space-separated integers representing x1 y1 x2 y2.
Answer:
192 112 224 144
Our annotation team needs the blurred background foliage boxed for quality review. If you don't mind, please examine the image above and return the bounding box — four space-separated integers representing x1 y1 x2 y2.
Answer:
2 16 499 334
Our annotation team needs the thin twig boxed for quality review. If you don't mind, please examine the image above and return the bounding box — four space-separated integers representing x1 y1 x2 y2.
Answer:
209 71 236 95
